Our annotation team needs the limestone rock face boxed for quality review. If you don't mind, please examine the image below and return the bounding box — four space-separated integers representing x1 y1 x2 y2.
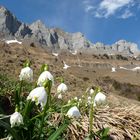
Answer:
112 40 139 55
15 23 32 38
0 6 21 38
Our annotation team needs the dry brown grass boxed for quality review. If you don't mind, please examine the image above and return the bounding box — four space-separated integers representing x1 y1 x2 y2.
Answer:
51 105 140 140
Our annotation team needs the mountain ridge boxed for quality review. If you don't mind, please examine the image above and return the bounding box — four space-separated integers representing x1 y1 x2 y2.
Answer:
0 5 139 56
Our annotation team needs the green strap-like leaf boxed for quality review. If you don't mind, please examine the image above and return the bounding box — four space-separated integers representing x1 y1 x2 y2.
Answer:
0 120 21 140
48 123 69 140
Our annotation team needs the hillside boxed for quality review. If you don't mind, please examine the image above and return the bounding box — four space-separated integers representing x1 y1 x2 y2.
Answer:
0 41 140 139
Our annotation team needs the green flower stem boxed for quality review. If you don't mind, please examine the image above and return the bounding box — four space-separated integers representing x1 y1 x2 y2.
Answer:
15 80 23 110
38 80 52 139
84 91 88 111
23 100 33 121
89 88 98 139
30 113 43 121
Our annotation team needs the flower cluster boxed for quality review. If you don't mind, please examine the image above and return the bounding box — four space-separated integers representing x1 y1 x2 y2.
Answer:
4 61 108 139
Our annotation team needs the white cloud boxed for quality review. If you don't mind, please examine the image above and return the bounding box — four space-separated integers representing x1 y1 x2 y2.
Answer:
83 0 138 19
119 9 134 19
85 5 94 12
96 0 134 18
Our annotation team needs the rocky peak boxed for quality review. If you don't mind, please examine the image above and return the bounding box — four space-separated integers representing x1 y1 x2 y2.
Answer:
30 20 46 30
0 5 139 56
114 40 139 54
0 6 21 38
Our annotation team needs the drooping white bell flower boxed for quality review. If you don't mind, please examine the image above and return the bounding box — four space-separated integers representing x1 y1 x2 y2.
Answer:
58 94 62 99
88 96 92 104
10 112 23 127
27 87 47 109
74 97 78 101
94 92 106 106
89 88 94 96
66 106 81 118
37 71 54 86
57 83 68 94
19 67 33 82
78 98 82 103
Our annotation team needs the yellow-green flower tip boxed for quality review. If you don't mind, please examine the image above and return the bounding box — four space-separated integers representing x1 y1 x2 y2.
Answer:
61 77 64 83
44 64 49 71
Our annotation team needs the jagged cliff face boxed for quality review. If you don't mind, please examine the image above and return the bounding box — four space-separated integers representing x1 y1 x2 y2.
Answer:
0 6 139 55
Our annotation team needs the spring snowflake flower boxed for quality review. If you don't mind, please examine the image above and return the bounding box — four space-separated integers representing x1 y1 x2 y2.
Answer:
37 71 54 86
66 106 81 118
27 87 47 109
89 88 94 96
57 83 68 94
10 112 23 127
74 97 78 101
88 96 92 104
19 67 33 82
58 94 62 99
94 92 106 106
78 98 82 102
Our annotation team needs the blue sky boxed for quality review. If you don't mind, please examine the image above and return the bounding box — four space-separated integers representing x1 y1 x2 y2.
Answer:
1 0 140 47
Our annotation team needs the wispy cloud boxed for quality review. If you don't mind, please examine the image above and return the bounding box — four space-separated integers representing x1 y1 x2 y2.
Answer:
85 5 94 12
97 0 133 18
119 9 134 19
83 0 138 19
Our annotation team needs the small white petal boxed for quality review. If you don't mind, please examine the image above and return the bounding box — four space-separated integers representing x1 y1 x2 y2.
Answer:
27 87 47 109
19 67 33 82
57 83 68 94
78 98 82 102
37 71 54 86
10 112 23 127
68 100 71 104
66 106 81 118
74 97 78 101
94 92 106 106
88 96 91 104
58 94 62 99
89 89 94 96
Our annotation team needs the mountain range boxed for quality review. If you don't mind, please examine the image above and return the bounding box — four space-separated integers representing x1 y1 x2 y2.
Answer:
0 5 139 56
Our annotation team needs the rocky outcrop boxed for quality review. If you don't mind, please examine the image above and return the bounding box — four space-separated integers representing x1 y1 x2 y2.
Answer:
0 6 21 38
0 5 139 56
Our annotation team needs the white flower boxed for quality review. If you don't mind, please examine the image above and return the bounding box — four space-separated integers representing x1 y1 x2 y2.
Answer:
10 112 23 127
89 88 94 96
19 67 33 82
94 92 106 106
78 98 82 102
27 87 47 109
87 96 91 104
74 97 78 101
37 71 54 86
58 94 62 99
57 83 68 94
68 100 71 104
66 106 81 118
